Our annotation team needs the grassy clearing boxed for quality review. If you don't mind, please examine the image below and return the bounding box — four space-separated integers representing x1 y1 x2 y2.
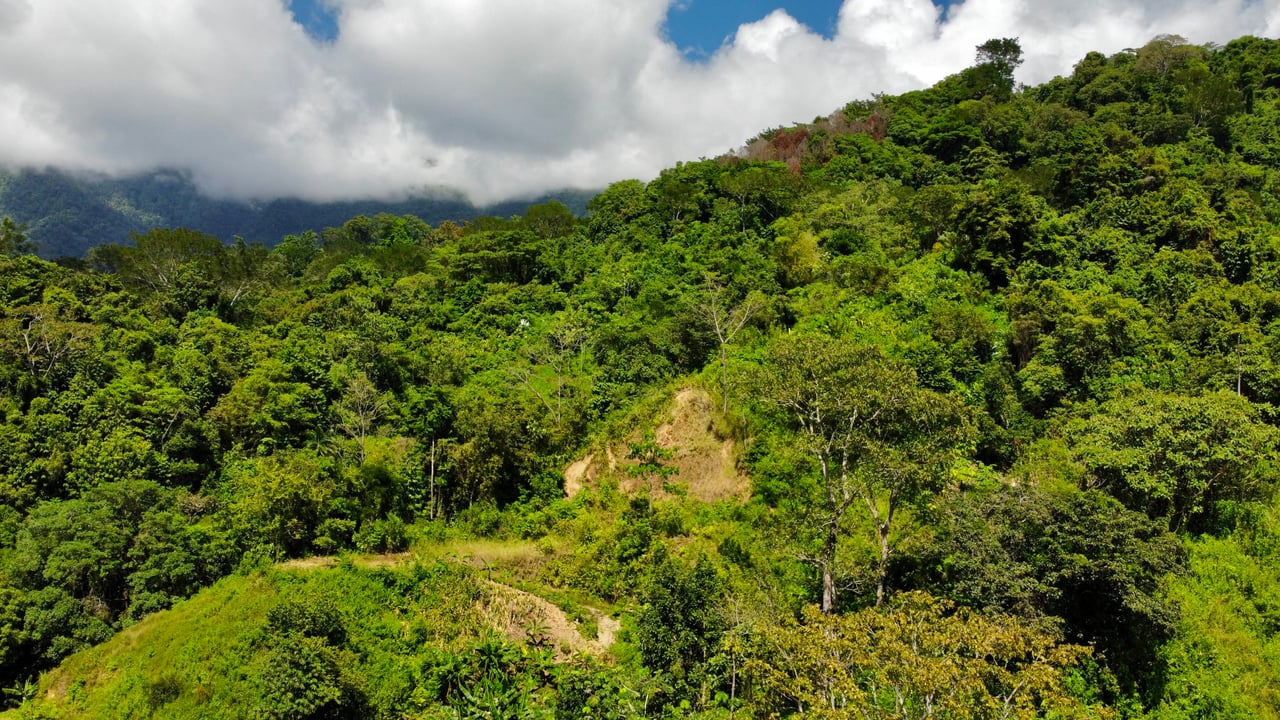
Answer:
7 535 631 720
8 560 499 720
8 573 278 719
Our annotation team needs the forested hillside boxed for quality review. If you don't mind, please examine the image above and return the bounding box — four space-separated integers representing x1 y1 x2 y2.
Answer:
0 167 592 260
3 33 1280 719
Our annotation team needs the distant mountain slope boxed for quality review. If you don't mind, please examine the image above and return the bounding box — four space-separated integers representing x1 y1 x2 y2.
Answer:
0 167 594 258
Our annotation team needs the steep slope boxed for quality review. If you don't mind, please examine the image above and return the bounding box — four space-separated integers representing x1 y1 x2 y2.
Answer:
8 558 613 719
564 386 749 503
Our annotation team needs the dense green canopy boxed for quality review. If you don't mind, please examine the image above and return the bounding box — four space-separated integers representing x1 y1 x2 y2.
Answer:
4 34 1280 719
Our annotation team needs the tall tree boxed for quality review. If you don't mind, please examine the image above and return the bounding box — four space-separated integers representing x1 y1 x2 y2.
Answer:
335 371 389 466
700 280 762 416
750 334 972 610
1070 389 1278 533
976 38 1024 83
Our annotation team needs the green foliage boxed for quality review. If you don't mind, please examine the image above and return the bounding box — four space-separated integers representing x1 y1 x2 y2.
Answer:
745 591 1100 719
951 178 1048 288
900 485 1187 701
1069 389 1279 532
0 218 33 258
255 634 359 720
634 552 724 692
218 449 341 557
10 563 515 719
748 332 974 609
1154 531 1280 719
974 37 1025 99
428 635 555 720
5 33 1280 719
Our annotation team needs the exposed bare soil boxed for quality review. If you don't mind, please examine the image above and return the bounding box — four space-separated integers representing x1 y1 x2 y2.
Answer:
564 386 750 503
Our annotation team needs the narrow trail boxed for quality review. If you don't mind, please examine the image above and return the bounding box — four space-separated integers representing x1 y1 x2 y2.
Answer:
278 548 620 658
480 580 619 658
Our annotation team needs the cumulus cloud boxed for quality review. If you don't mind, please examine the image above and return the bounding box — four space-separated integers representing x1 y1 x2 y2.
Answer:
0 0 1275 203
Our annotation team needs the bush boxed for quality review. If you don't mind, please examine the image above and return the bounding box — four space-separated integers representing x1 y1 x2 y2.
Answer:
266 593 346 645
353 515 409 554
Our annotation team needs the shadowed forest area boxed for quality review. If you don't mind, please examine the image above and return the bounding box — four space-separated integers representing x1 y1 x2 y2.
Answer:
2 33 1280 719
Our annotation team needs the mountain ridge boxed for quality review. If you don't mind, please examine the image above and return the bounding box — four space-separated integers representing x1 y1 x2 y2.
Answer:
0 166 595 259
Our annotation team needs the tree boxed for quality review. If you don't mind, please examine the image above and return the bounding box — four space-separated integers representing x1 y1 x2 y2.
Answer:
217 237 280 310
746 592 1097 720
956 38 1025 100
951 179 1047 289
0 217 34 257
717 163 799 234
976 38 1024 85
399 386 454 521
275 230 320 277
1134 35 1200 78
1 294 94 386
334 371 388 465
1069 389 1278 533
700 280 762 416
255 631 359 719
220 450 339 557
523 200 577 239
102 228 224 293
513 313 588 429
446 384 548 508
626 434 678 505
903 485 1187 697
634 553 725 709
749 334 973 610
649 162 714 229
206 357 326 453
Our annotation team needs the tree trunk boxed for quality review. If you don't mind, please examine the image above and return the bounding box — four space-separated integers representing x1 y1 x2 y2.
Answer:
821 523 839 613
428 438 437 521
875 521 891 607
720 344 730 416
729 652 738 720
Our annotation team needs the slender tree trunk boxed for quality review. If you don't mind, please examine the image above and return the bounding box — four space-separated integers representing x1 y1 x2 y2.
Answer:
875 521 891 607
428 438 437 521
729 652 738 720
720 344 730 416
821 522 839 613
1237 334 1244 397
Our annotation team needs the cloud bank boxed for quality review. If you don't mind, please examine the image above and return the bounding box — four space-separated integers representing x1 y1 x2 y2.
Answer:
0 0 1277 204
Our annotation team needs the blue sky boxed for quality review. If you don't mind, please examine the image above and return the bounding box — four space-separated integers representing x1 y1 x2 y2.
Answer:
665 1 846 56
288 0 339 42
287 1 957 55
664 1 960 57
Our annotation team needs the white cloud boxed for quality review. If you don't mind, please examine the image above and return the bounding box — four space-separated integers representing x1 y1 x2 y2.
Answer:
0 0 1275 204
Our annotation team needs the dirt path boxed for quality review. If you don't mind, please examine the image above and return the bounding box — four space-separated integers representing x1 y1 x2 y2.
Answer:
278 553 410 571
278 549 619 657
481 581 617 658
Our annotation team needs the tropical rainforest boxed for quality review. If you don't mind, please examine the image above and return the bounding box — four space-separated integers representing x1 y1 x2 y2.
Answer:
1 33 1280 720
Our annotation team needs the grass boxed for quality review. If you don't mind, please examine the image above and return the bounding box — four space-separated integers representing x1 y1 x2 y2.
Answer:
8 559 498 720
8 572 279 719
1153 535 1280 720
